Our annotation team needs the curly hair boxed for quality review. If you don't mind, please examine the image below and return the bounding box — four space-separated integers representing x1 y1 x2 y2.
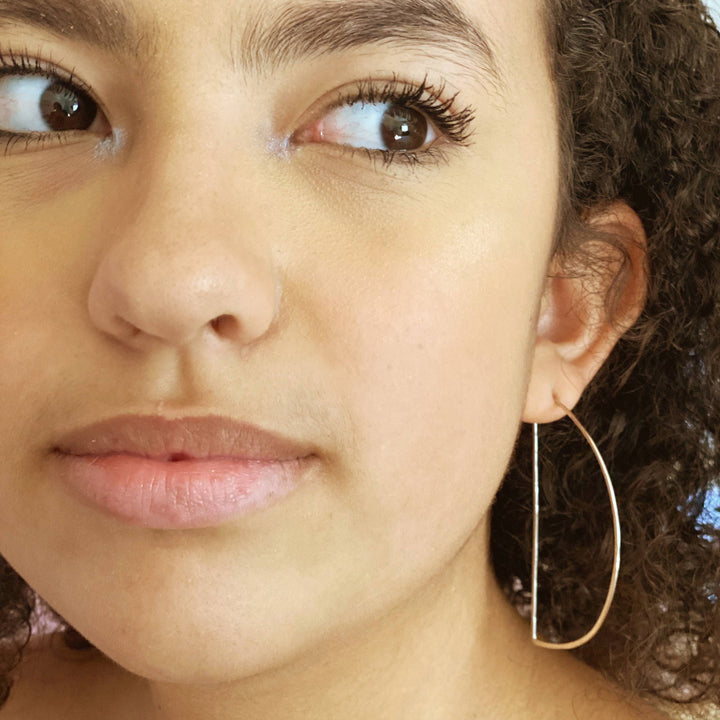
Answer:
492 0 720 706
1 0 720 710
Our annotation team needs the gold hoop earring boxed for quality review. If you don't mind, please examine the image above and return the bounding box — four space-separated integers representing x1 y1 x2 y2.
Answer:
531 400 621 650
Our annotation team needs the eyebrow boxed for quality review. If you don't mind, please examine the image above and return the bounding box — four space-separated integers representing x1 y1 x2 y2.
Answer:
237 0 500 84
0 0 501 86
0 0 138 54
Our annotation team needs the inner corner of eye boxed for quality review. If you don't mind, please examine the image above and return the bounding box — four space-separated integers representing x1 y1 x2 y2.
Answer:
293 118 329 145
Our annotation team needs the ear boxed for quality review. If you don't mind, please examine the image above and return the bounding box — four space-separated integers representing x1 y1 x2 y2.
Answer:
522 202 648 424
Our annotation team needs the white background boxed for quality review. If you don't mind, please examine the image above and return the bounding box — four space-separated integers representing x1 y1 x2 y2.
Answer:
708 0 720 22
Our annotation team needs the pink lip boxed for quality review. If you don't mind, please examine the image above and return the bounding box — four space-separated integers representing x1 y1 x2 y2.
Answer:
51 416 316 529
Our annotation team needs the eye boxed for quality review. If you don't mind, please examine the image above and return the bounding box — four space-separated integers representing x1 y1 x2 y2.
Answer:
291 76 475 168
300 100 438 153
0 74 105 135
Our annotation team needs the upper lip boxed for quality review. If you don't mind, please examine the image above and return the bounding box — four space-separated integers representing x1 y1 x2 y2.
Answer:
53 415 315 462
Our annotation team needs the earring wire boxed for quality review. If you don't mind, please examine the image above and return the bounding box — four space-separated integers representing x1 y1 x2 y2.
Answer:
531 400 622 650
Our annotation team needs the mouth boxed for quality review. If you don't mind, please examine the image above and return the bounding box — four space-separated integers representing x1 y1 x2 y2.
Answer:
51 415 317 530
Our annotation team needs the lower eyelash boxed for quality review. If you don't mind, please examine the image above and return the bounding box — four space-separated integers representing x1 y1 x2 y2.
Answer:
0 131 69 156
309 143 454 174
372 146 452 169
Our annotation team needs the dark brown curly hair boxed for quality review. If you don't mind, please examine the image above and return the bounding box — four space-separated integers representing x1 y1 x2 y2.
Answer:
1 0 720 710
493 0 720 706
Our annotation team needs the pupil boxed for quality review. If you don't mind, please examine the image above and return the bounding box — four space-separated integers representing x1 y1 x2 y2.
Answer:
380 105 428 151
40 81 98 132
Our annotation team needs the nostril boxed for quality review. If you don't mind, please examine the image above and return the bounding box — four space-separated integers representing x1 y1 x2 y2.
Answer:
210 314 241 340
113 316 142 338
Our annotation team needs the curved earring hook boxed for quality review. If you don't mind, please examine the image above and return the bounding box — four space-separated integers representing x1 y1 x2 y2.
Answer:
531 400 622 650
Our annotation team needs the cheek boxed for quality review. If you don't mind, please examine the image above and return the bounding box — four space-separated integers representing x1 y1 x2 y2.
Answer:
0 170 117 530
292 208 551 559
0 159 117 336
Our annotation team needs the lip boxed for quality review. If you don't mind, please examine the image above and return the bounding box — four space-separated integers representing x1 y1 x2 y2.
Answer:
51 415 316 529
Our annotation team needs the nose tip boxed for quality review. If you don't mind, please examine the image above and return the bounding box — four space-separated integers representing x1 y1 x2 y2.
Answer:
87 238 278 350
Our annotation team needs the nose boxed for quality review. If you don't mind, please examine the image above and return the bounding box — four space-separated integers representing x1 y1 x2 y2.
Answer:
87 170 278 351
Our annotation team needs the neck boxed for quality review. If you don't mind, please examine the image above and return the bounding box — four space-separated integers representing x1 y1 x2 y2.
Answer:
141 522 651 720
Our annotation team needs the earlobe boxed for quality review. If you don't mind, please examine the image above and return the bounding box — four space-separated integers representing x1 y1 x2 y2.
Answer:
522 202 648 424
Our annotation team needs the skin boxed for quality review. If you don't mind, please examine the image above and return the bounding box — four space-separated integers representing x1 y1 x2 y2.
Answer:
0 0 660 717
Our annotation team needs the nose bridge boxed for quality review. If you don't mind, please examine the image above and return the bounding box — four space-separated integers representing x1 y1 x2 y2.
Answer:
88 139 278 350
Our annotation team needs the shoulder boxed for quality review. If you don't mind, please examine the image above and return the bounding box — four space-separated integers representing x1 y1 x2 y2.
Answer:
1 634 146 720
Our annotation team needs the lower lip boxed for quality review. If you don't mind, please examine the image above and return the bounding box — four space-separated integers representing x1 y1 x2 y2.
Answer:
53 453 309 529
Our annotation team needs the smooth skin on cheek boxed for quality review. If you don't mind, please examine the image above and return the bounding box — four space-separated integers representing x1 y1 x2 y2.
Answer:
0 0 653 718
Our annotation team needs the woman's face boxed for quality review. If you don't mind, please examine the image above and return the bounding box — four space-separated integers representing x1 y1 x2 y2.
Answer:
0 0 557 682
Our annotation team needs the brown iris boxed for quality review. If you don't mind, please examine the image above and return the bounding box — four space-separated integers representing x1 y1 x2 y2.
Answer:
39 81 98 132
380 104 429 151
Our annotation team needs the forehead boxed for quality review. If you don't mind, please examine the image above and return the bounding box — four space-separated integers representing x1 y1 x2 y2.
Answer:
0 0 548 89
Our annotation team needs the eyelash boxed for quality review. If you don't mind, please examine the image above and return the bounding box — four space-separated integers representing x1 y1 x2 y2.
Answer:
0 49 476 170
318 74 476 168
0 45 99 154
